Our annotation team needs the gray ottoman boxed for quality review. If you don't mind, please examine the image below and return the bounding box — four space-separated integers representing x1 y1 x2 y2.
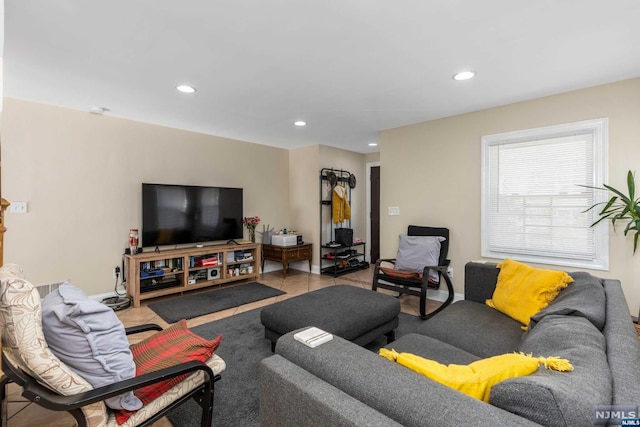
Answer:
260 285 400 351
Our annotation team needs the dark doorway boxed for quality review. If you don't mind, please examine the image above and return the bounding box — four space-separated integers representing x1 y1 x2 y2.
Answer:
370 166 380 263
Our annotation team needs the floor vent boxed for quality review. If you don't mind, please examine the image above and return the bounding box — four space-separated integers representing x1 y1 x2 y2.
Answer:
34 282 64 299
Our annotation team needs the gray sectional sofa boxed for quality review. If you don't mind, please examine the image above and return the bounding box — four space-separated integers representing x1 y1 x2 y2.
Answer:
259 262 640 426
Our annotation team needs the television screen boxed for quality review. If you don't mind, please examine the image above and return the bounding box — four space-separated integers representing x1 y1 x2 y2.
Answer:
142 184 243 247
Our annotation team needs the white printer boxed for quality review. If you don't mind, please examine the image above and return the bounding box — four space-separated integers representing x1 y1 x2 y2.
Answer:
271 234 302 246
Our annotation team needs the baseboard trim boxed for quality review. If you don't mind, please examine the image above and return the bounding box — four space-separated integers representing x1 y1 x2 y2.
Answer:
427 288 465 303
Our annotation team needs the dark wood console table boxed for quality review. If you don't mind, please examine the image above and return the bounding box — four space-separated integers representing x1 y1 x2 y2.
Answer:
262 243 312 278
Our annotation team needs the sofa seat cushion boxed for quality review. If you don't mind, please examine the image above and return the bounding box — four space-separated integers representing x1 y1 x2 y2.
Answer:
529 271 605 331
385 333 480 366
417 300 523 358
490 314 611 427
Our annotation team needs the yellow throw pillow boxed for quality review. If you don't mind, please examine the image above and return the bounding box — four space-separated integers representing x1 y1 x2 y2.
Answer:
379 349 572 402
486 258 573 326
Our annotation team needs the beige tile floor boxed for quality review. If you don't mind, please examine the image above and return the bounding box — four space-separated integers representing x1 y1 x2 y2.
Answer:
4 266 439 426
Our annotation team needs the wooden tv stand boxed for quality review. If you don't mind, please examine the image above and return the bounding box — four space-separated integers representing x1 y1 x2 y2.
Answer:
124 242 261 308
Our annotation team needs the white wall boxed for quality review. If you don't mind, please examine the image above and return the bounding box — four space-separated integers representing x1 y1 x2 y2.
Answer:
2 98 291 295
380 78 640 314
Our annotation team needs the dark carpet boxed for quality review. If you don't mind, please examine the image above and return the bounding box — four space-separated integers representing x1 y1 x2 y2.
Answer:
167 307 425 427
147 282 285 323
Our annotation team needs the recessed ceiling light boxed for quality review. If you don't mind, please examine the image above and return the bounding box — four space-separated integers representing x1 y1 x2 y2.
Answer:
294 121 307 127
176 85 196 93
89 106 110 115
368 142 378 147
452 71 476 81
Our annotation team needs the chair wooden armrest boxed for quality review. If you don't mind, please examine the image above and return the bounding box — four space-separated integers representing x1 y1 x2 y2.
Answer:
125 324 163 335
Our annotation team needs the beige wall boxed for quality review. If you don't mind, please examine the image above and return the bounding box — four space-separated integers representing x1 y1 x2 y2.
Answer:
364 152 380 164
2 98 291 295
380 77 640 314
289 144 320 269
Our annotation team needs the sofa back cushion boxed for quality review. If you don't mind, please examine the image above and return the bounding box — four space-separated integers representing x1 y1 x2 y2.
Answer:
528 271 606 331
490 315 611 426
464 262 500 304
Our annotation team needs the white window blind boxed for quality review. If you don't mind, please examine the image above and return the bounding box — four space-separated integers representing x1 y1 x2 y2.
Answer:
481 118 609 270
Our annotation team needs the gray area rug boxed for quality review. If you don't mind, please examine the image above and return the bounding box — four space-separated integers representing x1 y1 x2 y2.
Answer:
147 282 285 323
167 307 424 427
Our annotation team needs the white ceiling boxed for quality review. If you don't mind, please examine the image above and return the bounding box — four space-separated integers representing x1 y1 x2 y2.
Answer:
4 1 640 153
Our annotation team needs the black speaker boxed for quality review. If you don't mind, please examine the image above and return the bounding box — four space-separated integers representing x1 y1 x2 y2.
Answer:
335 228 353 246
207 267 220 280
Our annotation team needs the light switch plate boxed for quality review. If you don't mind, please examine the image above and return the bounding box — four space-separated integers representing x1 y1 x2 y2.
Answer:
9 201 28 214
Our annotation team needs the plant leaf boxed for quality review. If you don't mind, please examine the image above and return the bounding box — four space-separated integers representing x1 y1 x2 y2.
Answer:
603 184 631 204
599 197 618 213
583 170 640 255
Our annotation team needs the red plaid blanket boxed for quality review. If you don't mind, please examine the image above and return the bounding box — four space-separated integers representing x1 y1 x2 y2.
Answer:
115 319 222 424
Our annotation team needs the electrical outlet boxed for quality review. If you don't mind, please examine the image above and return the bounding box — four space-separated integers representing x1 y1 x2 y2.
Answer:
113 266 121 279
446 266 453 279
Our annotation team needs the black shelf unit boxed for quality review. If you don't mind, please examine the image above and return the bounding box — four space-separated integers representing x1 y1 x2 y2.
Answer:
319 168 368 277
320 242 368 276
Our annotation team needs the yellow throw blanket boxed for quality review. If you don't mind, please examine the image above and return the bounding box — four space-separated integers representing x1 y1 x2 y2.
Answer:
380 348 572 402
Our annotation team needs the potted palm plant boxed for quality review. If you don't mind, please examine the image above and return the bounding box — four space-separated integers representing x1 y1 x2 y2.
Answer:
584 170 640 254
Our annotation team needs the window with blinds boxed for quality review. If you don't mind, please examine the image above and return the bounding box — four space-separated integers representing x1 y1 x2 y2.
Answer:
481 118 609 270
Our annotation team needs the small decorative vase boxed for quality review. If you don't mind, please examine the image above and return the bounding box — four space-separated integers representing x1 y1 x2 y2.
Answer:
249 228 256 243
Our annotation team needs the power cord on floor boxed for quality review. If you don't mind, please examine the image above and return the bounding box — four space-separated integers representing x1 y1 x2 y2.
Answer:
101 265 131 310
113 266 126 296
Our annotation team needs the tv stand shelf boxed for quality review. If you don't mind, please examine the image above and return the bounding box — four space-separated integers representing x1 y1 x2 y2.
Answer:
124 242 261 308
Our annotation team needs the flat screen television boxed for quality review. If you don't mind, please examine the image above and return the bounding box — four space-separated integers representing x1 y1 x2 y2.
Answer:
142 183 243 247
